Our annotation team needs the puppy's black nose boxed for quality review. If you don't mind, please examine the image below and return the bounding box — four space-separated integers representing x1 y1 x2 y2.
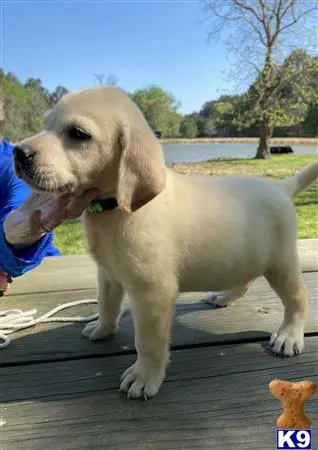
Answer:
14 145 35 168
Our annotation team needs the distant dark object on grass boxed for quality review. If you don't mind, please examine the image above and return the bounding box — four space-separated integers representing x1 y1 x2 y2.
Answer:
270 146 294 154
154 130 162 139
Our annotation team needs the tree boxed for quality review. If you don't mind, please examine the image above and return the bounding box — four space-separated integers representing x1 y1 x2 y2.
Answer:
200 100 217 119
202 118 217 137
303 103 318 136
93 73 105 85
213 100 239 136
198 96 241 137
180 115 198 138
234 50 318 138
24 78 52 133
1 66 316 143
93 72 118 86
272 50 318 133
105 73 118 86
1 71 53 141
185 112 205 137
203 0 318 158
24 78 51 101
166 110 182 138
1 73 28 141
131 85 181 138
51 85 69 104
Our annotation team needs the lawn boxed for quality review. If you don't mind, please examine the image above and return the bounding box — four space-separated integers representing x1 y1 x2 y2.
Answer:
54 155 318 255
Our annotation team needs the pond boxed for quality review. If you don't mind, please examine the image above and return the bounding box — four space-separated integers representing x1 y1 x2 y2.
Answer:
163 142 318 164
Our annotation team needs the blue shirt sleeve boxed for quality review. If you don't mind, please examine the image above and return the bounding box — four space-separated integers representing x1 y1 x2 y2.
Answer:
0 140 60 277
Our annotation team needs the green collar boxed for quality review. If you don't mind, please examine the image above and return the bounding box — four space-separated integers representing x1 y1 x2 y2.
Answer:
87 197 118 214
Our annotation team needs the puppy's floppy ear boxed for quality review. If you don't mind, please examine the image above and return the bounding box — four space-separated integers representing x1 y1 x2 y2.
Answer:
117 124 166 212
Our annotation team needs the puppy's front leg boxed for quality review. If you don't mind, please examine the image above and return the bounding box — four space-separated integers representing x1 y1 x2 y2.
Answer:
83 268 124 341
120 283 177 399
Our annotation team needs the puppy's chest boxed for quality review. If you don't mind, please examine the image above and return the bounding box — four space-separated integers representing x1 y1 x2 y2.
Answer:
83 213 132 271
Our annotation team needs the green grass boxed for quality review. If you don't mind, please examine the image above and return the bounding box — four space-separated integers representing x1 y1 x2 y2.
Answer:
53 219 86 255
170 154 318 176
54 155 318 254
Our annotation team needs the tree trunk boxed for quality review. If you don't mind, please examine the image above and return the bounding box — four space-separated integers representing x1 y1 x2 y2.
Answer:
255 119 271 159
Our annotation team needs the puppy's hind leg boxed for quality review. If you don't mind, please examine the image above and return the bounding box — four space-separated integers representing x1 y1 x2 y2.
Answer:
120 280 177 399
204 282 252 308
266 251 307 357
83 267 124 341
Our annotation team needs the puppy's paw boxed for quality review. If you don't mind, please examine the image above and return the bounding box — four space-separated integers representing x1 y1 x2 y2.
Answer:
270 326 304 357
204 292 232 308
82 320 116 341
119 361 165 400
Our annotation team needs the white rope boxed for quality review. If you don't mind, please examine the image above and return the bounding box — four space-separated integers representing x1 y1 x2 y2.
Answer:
0 299 98 349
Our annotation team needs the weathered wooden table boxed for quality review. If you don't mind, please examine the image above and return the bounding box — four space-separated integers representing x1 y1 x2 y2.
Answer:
1 239 317 450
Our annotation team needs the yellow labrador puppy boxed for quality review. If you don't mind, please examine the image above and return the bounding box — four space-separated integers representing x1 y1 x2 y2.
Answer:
13 86 318 399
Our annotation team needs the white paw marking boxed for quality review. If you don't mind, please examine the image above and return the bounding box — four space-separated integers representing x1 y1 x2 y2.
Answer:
203 292 232 308
270 325 304 357
119 361 165 400
82 320 116 341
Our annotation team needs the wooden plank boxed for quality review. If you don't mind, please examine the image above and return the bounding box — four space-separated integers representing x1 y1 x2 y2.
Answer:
1 338 317 450
7 239 318 296
1 273 317 365
8 254 98 295
298 238 318 272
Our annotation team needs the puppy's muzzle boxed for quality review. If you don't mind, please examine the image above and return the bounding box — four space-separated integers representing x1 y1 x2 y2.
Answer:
13 145 36 177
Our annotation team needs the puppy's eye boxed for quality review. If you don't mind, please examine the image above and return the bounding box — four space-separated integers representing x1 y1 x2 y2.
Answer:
67 127 91 141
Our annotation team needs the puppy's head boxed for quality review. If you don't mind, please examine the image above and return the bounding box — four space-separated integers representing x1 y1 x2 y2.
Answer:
13 86 166 212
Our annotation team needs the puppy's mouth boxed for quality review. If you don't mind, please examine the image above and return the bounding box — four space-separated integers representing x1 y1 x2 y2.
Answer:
15 163 73 195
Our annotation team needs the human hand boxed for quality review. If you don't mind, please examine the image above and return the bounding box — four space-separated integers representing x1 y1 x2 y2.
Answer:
3 189 99 248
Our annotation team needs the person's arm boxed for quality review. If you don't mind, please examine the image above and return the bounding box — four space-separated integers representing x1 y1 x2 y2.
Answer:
0 174 57 278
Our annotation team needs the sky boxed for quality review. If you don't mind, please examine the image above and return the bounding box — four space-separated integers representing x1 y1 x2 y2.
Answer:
0 0 234 114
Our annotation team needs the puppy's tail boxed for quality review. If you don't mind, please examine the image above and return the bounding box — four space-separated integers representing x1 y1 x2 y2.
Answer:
279 162 318 198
